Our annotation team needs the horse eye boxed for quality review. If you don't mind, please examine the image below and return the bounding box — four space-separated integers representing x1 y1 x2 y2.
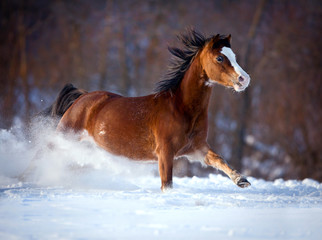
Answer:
216 56 224 63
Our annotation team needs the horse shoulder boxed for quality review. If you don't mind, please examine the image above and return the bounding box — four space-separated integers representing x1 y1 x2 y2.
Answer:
152 100 191 155
171 110 209 159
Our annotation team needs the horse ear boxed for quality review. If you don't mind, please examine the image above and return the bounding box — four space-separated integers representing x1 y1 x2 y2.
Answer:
213 34 220 41
227 34 232 44
210 34 220 49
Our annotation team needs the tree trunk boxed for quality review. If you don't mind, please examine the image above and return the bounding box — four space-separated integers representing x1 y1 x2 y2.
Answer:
118 18 131 95
98 0 113 90
232 0 267 171
18 13 31 122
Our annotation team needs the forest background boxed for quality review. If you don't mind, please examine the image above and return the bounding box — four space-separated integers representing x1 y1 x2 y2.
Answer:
1 0 321 181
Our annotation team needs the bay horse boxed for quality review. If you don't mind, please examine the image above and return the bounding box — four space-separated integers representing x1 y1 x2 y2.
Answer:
45 30 251 191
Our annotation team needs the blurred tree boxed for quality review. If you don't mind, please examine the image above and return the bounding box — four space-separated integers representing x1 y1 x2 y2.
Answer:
232 0 267 172
0 0 321 181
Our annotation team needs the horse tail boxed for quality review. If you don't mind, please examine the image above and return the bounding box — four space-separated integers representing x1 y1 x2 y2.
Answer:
38 83 87 120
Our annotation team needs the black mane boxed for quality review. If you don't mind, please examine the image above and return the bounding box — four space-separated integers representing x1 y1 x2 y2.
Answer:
154 29 230 94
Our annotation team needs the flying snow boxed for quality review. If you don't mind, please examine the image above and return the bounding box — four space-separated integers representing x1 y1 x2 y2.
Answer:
0 119 321 240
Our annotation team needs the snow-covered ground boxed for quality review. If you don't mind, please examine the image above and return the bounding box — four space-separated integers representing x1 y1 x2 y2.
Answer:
0 125 321 240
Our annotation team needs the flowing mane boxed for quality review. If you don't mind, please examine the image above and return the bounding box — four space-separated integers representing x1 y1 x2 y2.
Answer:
154 29 231 94
154 29 208 94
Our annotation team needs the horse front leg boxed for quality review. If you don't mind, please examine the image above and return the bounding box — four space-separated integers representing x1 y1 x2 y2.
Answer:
205 150 251 188
157 149 174 192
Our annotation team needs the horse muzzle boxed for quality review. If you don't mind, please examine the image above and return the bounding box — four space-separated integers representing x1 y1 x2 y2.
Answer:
233 74 250 92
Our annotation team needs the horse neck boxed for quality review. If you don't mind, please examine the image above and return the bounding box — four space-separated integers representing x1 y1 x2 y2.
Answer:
175 55 212 115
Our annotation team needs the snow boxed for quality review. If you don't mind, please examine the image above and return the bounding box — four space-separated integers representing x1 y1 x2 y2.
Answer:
0 125 322 240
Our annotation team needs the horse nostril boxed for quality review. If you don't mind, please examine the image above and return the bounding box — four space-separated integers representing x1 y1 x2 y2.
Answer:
238 76 244 82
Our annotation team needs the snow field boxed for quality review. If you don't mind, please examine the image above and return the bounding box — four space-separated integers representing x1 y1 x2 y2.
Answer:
0 125 321 239
1 176 321 240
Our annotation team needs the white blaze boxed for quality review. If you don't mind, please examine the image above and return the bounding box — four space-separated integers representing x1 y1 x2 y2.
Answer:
220 47 248 78
220 47 250 91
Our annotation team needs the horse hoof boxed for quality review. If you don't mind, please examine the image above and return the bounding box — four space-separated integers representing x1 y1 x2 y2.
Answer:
236 177 251 188
161 182 173 192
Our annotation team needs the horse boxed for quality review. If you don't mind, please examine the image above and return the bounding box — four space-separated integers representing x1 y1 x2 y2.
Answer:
44 29 251 191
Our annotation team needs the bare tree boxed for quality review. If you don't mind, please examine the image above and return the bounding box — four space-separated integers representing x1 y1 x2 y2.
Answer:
232 0 267 171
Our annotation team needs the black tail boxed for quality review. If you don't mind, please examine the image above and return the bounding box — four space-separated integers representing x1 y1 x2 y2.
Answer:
37 83 87 120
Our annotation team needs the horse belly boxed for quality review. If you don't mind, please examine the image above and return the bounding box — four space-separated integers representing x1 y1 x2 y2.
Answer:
94 127 156 160
92 107 157 161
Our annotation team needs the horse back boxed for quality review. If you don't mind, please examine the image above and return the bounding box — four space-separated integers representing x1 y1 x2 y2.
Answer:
57 91 121 133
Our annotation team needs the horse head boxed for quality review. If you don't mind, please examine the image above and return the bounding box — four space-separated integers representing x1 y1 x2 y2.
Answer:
200 34 250 92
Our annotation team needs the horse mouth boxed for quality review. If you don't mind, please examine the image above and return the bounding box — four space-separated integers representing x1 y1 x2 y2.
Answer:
236 82 243 87
232 81 248 92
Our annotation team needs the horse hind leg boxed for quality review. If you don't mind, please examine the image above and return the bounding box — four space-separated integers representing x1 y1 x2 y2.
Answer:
205 150 251 188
